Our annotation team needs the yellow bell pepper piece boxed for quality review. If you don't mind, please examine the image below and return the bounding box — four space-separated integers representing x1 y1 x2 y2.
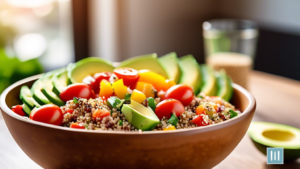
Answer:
131 89 146 104
163 125 176 131
138 70 175 91
136 82 155 98
112 79 128 99
99 80 114 99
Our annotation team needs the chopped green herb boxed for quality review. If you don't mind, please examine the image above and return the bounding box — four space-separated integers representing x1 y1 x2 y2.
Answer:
147 97 156 112
107 97 122 108
84 124 88 129
167 113 178 128
107 97 125 111
229 109 238 118
125 93 131 103
199 95 204 99
73 97 78 103
119 120 123 126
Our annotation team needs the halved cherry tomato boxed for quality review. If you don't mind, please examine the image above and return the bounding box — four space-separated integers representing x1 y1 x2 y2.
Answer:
30 104 63 125
165 84 194 106
82 72 111 93
93 72 111 93
192 115 209 126
92 108 110 121
114 68 139 89
155 99 185 119
70 123 85 129
12 105 25 116
60 83 96 102
66 109 74 114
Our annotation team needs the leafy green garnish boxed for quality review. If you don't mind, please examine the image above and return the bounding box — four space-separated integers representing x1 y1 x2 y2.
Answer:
167 113 178 128
147 97 156 112
73 97 78 104
124 93 131 103
199 95 204 99
119 120 123 126
229 109 238 118
107 97 125 110
107 97 121 108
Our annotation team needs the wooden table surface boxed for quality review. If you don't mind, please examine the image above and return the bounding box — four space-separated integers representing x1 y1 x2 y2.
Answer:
1 71 300 169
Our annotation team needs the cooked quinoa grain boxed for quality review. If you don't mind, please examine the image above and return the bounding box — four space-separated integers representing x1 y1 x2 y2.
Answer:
60 93 236 131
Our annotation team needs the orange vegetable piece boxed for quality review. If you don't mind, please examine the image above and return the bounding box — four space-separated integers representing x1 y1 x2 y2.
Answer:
70 123 85 129
135 82 155 98
196 105 206 115
93 108 110 121
99 79 114 99
163 125 176 131
138 70 174 92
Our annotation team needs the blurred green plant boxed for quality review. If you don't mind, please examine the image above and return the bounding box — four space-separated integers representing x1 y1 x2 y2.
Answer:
0 48 43 94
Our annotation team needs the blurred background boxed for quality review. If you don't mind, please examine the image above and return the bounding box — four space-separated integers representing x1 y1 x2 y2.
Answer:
0 0 300 93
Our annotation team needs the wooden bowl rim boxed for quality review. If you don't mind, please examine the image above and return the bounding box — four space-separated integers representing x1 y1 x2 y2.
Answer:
0 74 256 135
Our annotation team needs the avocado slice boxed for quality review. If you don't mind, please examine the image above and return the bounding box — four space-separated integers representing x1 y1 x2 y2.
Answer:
41 71 65 106
216 69 233 102
31 74 51 105
119 53 169 79
20 85 40 110
52 68 70 96
68 57 114 84
121 100 160 131
158 52 181 83
249 122 300 161
199 65 217 96
178 55 202 95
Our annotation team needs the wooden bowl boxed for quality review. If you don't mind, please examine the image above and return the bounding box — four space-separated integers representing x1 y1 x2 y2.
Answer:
0 75 256 169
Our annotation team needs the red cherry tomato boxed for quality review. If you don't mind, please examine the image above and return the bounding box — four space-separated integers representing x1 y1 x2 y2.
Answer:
30 104 63 125
155 99 185 119
12 105 25 116
60 83 96 102
113 68 139 89
192 115 209 126
82 72 111 93
82 75 96 90
165 84 194 106
93 72 111 93
70 123 86 129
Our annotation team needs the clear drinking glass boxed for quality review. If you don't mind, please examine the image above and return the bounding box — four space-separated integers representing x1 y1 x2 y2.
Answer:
203 19 259 89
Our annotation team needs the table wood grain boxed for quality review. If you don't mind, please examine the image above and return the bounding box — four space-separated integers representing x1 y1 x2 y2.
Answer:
1 71 300 169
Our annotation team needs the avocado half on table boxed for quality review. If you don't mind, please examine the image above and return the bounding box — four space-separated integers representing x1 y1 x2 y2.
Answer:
248 122 300 161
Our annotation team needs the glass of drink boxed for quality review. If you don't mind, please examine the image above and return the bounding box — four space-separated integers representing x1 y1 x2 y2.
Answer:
203 19 258 89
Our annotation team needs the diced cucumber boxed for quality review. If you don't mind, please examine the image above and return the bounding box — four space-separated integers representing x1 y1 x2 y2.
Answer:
52 68 70 96
22 104 31 116
20 85 41 109
41 70 65 106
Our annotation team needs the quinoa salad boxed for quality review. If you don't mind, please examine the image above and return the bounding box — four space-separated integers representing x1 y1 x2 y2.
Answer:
60 94 237 131
13 55 240 131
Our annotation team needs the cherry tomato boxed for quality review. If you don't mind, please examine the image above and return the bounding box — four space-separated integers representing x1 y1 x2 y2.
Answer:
60 83 96 102
30 104 63 125
82 72 111 94
66 109 74 114
165 84 194 106
155 99 185 119
11 105 25 116
192 115 209 126
114 68 139 89
70 123 85 129
93 72 111 93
